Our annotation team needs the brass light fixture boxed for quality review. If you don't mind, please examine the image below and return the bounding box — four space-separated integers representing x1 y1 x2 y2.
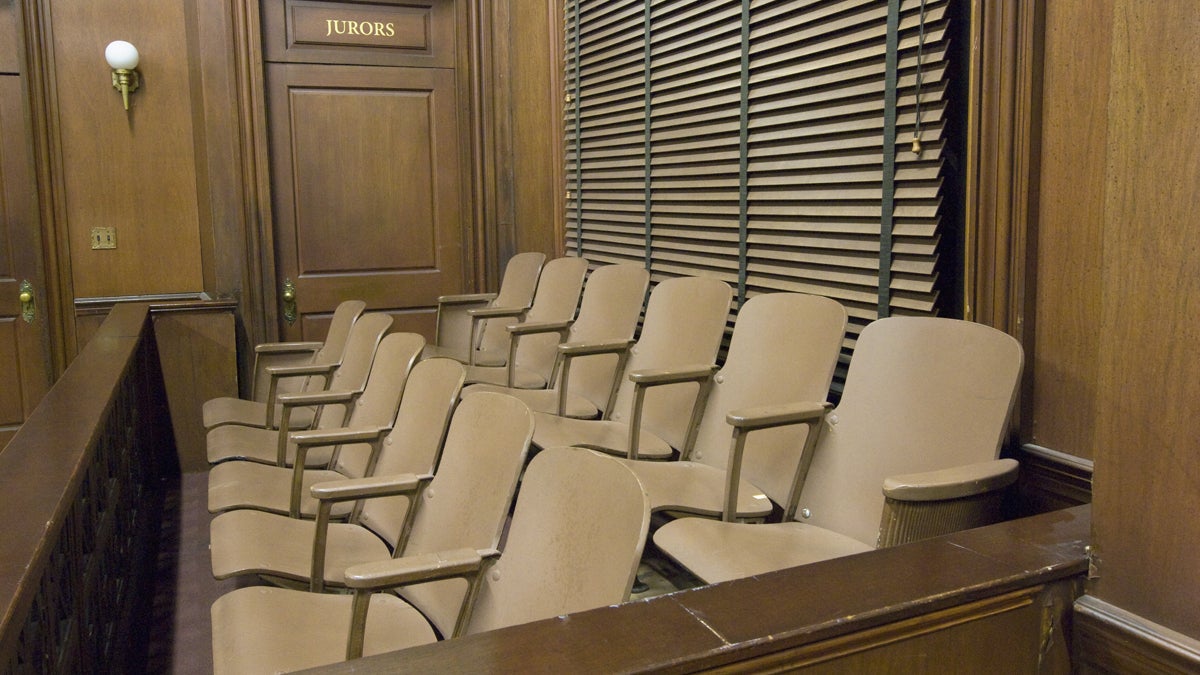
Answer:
105 40 140 110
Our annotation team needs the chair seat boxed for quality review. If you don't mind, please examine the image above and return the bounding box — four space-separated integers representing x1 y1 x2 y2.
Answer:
462 385 600 419
534 413 673 460
207 424 334 467
207 461 354 518
462 364 547 390
654 519 874 585
210 509 393 586
211 586 436 675
615 460 773 519
421 344 507 367
202 396 316 431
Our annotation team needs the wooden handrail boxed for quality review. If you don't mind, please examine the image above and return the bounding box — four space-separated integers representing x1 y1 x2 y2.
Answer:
0 303 174 672
305 505 1090 673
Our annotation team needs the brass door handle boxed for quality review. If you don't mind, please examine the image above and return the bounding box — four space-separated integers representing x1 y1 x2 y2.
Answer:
282 278 297 325
19 280 35 323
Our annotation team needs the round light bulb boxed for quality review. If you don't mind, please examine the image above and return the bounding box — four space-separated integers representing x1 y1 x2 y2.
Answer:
105 41 139 70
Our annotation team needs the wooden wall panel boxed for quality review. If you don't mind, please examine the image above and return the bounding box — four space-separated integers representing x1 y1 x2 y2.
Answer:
1027 0 1109 460
1089 0 1200 638
48 1 204 298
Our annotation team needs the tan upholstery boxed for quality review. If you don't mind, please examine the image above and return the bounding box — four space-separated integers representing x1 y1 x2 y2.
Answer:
210 447 649 675
530 275 732 460
617 292 846 521
202 299 366 430
209 392 533 601
207 357 463 518
462 263 649 418
462 255 587 376
423 251 545 364
205 313 393 467
654 317 1024 584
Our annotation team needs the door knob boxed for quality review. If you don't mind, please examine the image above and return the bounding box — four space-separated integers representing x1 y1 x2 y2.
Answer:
282 278 297 325
18 280 35 323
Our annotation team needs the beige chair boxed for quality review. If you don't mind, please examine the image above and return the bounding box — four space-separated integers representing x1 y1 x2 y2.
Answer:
653 317 1024 584
461 263 649 417
423 251 545 365
529 275 732 460
210 446 650 675
209 392 534 597
462 255 587 376
205 313 393 467
617 292 846 522
202 299 365 430
208 357 464 519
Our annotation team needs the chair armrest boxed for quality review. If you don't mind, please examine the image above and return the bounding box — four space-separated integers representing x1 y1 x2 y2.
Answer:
343 548 498 589
721 401 832 522
264 362 337 378
466 305 527 319
507 320 573 336
628 364 718 386
726 401 832 431
255 341 323 355
883 458 1020 502
289 426 388 447
310 473 431 503
437 292 496 305
277 389 355 408
558 338 634 357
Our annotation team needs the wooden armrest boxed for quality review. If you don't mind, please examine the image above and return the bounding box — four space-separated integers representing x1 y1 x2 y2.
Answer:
628 364 717 386
344 548 498 589
467 305 527 319
265 362 336 378
507 320 573 336
289 426 388 447
558 338 634 357
437 293 496 305
883 459 1020 502
726 401 832 431
277 389 355 407
309 473 431 502
255 341 322 355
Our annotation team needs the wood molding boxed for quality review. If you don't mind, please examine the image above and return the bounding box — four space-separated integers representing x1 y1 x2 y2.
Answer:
1074 595 1200 674
1010 443 1092 518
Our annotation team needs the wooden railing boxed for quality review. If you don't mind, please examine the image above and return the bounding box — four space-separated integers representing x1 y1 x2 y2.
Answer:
309 505 1090 673
0 304 173 673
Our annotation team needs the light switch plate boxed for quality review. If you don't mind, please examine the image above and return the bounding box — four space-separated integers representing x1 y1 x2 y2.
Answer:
90 227 116 250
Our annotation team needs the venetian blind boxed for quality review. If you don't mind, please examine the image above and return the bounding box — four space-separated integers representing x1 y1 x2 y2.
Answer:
565 0 953 384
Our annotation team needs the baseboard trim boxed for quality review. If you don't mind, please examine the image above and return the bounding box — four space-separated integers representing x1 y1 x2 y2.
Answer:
1074 595 1200 674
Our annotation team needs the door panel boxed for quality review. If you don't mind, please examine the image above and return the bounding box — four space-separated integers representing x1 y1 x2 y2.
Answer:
268 62 465 339
0 74 53 450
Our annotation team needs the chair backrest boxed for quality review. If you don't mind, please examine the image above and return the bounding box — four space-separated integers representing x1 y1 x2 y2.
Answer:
508 256 589 381
476 251 548 352
795 317 1023 546
372 392 534 638
689 293 846 506
555 263 650 413
609 276 732 450
322 334 433 477
255 299 365 399
338 357 468 478
312 312 393 428
465 447 649 636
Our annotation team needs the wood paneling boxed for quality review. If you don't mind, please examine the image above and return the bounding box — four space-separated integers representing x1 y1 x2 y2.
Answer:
1089 0 1200 638
47 0 205 298
262 0 456 67
267 61 465 340
1028 0 1109 460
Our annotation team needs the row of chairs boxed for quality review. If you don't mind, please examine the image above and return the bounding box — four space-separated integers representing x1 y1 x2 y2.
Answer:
199 255 1023 673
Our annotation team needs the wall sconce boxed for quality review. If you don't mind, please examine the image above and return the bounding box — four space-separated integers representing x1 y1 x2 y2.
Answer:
105 40 140 110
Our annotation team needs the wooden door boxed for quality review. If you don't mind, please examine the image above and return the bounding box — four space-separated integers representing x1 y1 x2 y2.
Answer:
263 0 467 341
0 63 53 449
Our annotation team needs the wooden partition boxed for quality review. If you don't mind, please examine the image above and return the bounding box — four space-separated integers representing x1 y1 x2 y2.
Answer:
309 506 1089 673
0 304 172 672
